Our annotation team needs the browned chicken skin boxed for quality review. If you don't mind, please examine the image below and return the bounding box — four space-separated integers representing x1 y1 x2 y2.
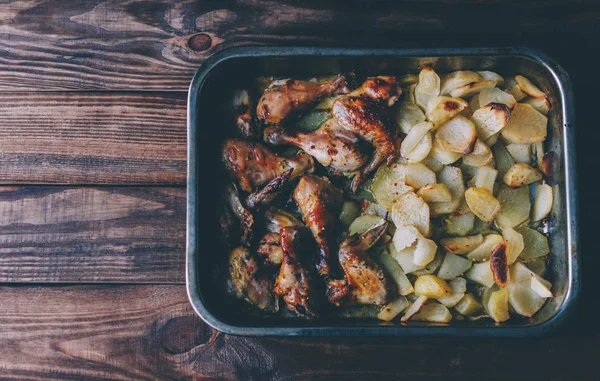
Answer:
332 76 402 191
229 246 278 312
335 222 393 306
257 75 352 125
223 183 254 246
222 139 314 193
264 118 368 172
293 175 343 280
274 227 319 318
256 207 304 267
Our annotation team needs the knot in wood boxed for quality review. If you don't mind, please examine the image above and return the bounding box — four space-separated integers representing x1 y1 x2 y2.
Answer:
188 33 212 52
160 315 211 354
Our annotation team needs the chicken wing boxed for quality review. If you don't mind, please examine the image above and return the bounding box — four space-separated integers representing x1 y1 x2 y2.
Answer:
229 246 278 312
257 75 352 125
222 139 314 193
264 118 368 172
332 76 402 191
274 227 319 318
336 222 393 306
293 175 343 279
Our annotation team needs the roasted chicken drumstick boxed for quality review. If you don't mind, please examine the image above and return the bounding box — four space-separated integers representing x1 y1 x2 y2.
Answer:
257 75 352 125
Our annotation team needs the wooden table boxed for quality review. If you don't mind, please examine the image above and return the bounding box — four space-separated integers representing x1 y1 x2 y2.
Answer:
0 1 597 379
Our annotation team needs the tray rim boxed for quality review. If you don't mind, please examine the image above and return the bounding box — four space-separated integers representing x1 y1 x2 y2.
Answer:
186 46 579 337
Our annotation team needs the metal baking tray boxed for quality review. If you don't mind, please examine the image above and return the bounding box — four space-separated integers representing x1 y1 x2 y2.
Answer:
187 46 579 336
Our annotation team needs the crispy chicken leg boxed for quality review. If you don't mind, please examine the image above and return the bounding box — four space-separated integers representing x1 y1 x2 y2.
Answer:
229 246 278 312
293 175 343 279
257 75 352 125
336 222 393 306
264 118 368 172
332 76 402 190
274 227 319 318
222 139 314 193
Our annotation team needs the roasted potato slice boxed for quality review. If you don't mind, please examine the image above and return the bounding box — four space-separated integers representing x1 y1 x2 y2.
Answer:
515 75 546 99
517 227 550 261
532 183 553 222
401 121 433 158
465 261 495 288
503 163 542 188
440 234 483 254
450 80 496 98
445 212 475 237
474 166 498 193
436 277 467 307
412 303 452 323
503 76 527 102
429 138 464 164
440 71 483 95
477 71 504 86
467 233 504 261
377 297 409 322
507 262 546 317
436 116 478 154
417 183 453 202
395 102 427 134
530 276 553 298
501 103 547 144
505 144 531 164
465 187 501 222
492 142 516 178
371 164 414 210
376 250 415 296
348 214 387 236
403 163 437 189
430 166 465 215
413 235 438 267
478 88 516 109
522 96 551 116
472 103 511 140
495 184 531 229
415 67 441 110
415 275 453 298
437 253 472 280
391 192 431 236
487 288 510 323
406 132 433 163
426 96 468 128
454 293 483 316
400 295 428 322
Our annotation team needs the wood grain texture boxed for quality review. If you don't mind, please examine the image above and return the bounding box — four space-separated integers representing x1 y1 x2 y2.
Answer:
0 92 186 184
1 0 598 91
0 187 185 283
0 284 596 381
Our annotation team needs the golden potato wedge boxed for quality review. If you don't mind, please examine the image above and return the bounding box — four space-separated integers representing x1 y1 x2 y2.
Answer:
474 166 498 193
515 75 546 99
415 275 452 298
465 187 501 222
495 184 531 229
429 138 464 164
490 240 509 287
412 303 452 323
437 252 472 280
420 154 445 173
400 295 428 322
413 235 438 267
450 80 496 98
503 76 527 101
426 96 469 128
522 96 551 116
391 192 431 236
440 234 483 254
463 151 494 168
415 67 441 110
406 132 433 163
503 163 542 188
445 212 475 236
472 103 511 140
436 115 478 154
505 143 531 164
487 288 510 323
467 233 504 261
412 250 444 277
417 183 453 202
503 227 524 265
465 261 495 288
477 71 504 86
454 293 483 316
376 250 415 296
501 103 547 144
395 102 426 134
532 183 553 222
440 71 483 95
390 243 424 274
377 297 409 322
478 88 517 110
401 121 433 158
430 166 465 215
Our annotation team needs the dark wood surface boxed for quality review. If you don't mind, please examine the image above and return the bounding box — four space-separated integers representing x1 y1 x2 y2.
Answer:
1 0 599 380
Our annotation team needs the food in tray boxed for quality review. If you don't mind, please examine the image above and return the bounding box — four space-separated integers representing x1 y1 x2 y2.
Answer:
220 69 554 323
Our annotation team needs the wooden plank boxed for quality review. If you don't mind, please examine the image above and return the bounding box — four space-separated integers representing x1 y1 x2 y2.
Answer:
0 0 598 91
0 284 595 381
0 187 185 283
0 92 186 184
